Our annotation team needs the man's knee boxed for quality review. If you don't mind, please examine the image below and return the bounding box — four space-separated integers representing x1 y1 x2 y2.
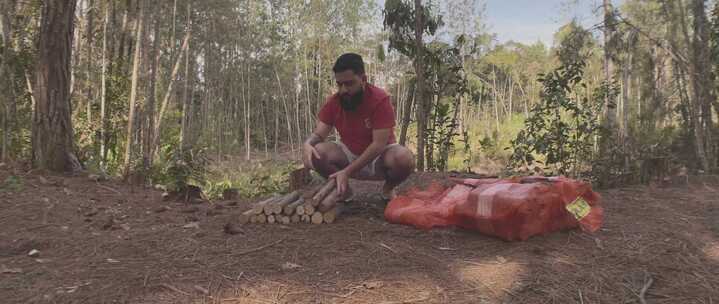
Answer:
384 145 415 173
314 142 337 159
312 142 348 175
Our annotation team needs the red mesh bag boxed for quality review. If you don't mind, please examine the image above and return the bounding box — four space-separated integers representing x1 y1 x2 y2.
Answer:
384 176 603 241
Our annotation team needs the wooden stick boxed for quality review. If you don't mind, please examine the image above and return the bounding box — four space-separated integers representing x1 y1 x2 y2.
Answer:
311 180 336 206
290 214 300 223
252 196 279 215
318 188 340 213
238 209 255 225
301 214 310 223
322 206 340 224
303 183 323 198
267 215 276 224
283 197 304 215
274 191 300 214
311 212 323 225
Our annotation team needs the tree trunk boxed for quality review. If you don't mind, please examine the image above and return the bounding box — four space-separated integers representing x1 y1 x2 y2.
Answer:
153 30 190 156
244 66 251 161
414 0 426 171
116 0 129 71
100 1 109 167
143 10 159 170
690 0 715 171
85 0 93 122
123 0 143 175
0 0 17 162
275 68 295 154
399 79 415 146
602 0 616 152
32 0 82 172
180 1 192 152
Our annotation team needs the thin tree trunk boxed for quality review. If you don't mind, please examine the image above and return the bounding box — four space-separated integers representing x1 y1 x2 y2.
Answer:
399 80 415 146
261 96 269 158
143 11 159 170
602 0 616 151
244 66 251 161
123 0 143 175
275 67 295 154
153 30 190 155
100 1 109 166
690 0 715 171
85 0 93 122
0 0 17 162
180 2 192 152
32 0 82 172
117 0 129 71
414 0 426 171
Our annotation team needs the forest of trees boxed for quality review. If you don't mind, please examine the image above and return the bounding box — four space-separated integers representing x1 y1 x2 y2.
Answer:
0 0 718 191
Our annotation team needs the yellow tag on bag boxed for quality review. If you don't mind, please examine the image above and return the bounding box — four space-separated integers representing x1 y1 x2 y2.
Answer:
566 197 591 221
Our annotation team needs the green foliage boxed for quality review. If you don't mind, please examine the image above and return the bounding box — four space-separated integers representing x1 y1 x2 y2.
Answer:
150 144 209 193
509 59 615 177
204 160 297 200
554 21 596 66
383 0 443 58
423 38 471 172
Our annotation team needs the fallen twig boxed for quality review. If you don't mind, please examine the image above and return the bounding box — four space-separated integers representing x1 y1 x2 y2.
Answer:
379 292 431 304
379 242 397 254
97 183 121 194
639 271 654 304
235 237 287 256
159 283 190 296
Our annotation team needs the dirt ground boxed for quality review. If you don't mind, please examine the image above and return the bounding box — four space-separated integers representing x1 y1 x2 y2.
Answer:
1 166 718 304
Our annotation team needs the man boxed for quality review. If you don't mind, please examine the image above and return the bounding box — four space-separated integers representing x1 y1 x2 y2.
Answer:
303 53 415 202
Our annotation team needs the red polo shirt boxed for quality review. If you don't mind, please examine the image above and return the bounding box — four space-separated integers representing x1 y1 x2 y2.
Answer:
317 84 397 155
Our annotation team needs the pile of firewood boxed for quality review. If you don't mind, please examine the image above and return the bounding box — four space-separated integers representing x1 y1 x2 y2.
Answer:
239 180 342 225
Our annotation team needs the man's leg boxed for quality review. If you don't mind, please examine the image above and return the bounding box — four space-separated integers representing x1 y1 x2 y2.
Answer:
311 142 350 178
375 145 415 199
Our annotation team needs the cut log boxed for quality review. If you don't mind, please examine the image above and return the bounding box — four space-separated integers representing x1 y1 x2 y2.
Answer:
303 203 315 215
273 191 300 214
301 214 310 223
318 188 340 213
252 196 279 215
283 198 304 215
250 215 258 224
267 215 276 224
290 214 300 223
322 206 341 224
279 216 290 224
311 212 324 225
256 214 267 224
296 205 305 216
311 180 336 206
238 209 255 225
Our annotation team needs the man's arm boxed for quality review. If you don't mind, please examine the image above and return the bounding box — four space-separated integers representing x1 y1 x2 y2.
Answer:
305 121 332 145
303 121 333 169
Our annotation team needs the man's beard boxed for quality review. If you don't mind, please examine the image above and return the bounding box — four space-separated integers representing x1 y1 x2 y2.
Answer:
339 89 364 112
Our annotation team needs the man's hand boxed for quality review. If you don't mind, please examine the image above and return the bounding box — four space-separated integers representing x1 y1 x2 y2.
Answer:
303 143 321 169
329 169 350 197
303 122 333 169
